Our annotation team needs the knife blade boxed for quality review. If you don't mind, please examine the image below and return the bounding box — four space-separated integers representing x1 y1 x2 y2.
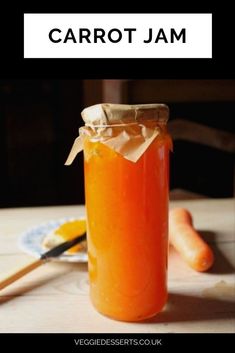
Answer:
41 233 87 260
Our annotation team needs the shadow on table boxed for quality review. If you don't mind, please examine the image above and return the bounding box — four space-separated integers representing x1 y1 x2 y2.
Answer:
145 230 235 324
142 292 235 324
198 230 235 275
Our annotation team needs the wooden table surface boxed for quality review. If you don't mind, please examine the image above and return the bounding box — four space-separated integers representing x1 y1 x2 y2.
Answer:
0 199 234 333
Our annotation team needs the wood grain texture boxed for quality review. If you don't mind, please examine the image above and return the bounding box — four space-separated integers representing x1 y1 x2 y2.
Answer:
0 200 234 333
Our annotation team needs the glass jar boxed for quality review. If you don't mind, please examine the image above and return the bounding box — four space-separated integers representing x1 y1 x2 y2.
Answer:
80 104 171 321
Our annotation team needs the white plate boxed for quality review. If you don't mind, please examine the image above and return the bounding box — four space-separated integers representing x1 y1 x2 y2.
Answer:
19 218 88 263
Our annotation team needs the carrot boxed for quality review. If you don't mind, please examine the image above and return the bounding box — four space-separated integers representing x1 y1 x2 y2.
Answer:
169 208 214 272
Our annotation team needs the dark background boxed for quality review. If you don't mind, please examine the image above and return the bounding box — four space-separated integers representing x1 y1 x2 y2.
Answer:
0 79 234 208
0 79 84 207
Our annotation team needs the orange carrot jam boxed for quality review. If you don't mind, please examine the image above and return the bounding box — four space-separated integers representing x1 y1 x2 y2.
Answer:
83 130 171 321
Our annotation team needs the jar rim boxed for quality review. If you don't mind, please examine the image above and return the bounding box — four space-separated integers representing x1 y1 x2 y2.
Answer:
84 120 167 128
81 103 169 127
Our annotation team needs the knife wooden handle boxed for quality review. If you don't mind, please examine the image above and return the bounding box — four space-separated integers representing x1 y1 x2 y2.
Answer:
0 258 44 290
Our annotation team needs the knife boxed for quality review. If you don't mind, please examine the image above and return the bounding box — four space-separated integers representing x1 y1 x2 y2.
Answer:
0 233 86 291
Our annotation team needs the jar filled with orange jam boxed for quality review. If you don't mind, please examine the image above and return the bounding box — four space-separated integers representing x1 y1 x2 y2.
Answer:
66 103 172 321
